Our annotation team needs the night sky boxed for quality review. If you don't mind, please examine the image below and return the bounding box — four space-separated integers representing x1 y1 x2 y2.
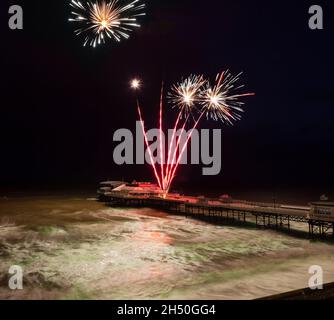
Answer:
1 0 334 199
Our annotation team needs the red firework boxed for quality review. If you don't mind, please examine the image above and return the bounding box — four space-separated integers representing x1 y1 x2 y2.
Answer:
131 71 254 195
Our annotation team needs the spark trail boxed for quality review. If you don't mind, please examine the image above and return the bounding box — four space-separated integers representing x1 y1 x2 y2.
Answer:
131 71 254 195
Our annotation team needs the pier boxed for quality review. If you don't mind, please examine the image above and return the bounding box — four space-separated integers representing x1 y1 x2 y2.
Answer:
100 187 334 239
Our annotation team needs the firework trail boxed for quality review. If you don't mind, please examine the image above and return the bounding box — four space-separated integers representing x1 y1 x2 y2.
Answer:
164 75 204 187
69 0 146 47
164 111 181 187
165 113 189 189
159 83 165 190
166 112 205 193
137 100 162 189
132 71 254 194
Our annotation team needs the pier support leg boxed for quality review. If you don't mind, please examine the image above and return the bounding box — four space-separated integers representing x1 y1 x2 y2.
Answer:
311 221 314 237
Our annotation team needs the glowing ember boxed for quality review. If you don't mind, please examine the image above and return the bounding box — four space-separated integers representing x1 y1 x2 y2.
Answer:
131 78 141 90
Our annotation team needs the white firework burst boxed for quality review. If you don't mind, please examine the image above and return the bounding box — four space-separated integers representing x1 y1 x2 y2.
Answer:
167 74 206 118
69 0 146 47
200 71 254 124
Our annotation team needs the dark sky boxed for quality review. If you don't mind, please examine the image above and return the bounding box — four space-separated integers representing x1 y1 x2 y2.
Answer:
1 0 334 197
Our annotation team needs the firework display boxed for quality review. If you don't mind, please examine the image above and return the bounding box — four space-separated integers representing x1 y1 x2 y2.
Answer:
132 72 254 194
69 0 146 47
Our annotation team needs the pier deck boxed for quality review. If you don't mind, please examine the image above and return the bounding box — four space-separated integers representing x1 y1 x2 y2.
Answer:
102 192 334 239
